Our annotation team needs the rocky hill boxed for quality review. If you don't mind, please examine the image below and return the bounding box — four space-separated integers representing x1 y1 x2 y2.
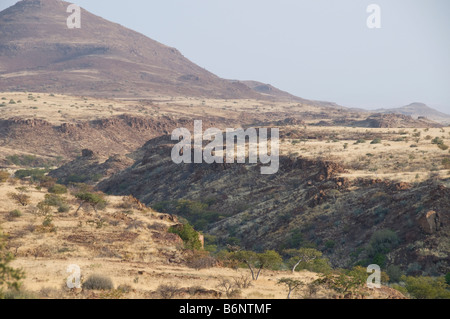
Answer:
87 134 450 277
0 114 195 161
375 103 450 126
0 0 295 100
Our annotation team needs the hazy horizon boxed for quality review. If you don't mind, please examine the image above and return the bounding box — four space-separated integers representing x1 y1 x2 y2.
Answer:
1 0 449 114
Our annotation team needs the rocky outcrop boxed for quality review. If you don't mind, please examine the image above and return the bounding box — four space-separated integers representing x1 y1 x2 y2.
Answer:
417 211 441 234
352 113 442 128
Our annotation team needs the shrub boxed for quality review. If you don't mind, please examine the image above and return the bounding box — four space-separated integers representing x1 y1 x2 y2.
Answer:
39 176 57 189
57 204 70 213
117 284 132 294
370 138 382 144
83 274 114 290
233 275 253 289
14 169 48 181
217 279 241 298
48 184 67 194
443 158 450 169
364 229 400 267
156 284 179 299
0 171 10 183
42 215 53 227
168 223 202 250
367 229 399 255
1 231 25 297
9 210 22 219
402 275 450 299
186 251 217 270
43 194 66 207
7 192 31 207
431 137 444 145
387 265 403 283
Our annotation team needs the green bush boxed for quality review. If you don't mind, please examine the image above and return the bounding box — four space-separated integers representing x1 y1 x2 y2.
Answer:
57 204 70 213
75 192 107 212
386 265 403 283
363 229 400 267
14 169 48 181
9 210 22 219
431 137 444 145
169 223 202 250
153 199 220 231
1 230 25 297
48 184 67 194
43 194 66 207
5 155 62 168
402 275 450 299
370 138 382 144
83 274 114 290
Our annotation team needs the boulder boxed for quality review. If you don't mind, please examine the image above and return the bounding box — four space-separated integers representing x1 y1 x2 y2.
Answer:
417 211 441 234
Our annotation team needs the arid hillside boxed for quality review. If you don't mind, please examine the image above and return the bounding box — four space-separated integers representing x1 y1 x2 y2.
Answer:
91 127 450 277
0 0 301 101
0 178 406 299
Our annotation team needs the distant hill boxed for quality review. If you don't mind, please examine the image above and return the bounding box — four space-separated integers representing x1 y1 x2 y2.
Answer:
375 103 450 125
0 0 271 100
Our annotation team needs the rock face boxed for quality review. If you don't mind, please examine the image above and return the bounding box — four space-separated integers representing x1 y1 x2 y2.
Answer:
49 150 134 184
0 114 191 159
418 211 441 234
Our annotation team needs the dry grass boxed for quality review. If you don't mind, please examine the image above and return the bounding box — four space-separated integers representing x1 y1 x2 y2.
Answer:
280 126 450 183
0 181 401 299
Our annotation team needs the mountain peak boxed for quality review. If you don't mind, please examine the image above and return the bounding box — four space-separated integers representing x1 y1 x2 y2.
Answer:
0 0 264 99
406 102 429 108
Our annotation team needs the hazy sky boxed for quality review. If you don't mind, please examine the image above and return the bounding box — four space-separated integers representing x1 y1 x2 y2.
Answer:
1 0 449 113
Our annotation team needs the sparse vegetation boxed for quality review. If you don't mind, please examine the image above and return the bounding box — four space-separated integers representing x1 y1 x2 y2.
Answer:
370 138 382 144
7 191 31 207
83 274 114 291
0 171 10 183
156 284 179 299
277 278 305 299
400 275 450 299
48 184 67 194
230 250 282 280
74 192 107 214
0 231 25 298
9 209 22 219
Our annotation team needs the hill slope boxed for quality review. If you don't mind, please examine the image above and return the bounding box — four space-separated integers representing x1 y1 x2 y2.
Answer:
0 0 264 99
375 103 450 125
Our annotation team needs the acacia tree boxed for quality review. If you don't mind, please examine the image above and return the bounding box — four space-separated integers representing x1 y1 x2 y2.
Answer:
7 188 31 207
74 192 107 214
277 278 305 299
0 231 25 298
284 248 322 273
313 268 367 297
232 250 282 280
